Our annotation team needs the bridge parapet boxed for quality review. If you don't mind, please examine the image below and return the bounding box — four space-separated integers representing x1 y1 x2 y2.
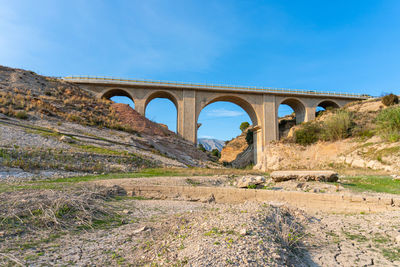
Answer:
62 76 371 99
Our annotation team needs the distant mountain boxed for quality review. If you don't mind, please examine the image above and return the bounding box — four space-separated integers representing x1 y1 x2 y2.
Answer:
198 138 225 151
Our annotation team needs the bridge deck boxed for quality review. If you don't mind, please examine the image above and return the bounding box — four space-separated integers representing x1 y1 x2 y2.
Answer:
62 76 370 99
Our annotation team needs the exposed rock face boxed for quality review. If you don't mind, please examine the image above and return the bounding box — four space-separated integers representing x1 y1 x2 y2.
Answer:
236 175 266 188
278 114 296 139
219 132 248 163
111 103 173 136
231 144 254 168
270 171 338 182
264 136 400 173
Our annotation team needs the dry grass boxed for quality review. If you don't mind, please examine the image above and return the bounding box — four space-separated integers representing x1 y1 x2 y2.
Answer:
258 205 307 259
0 185 126 235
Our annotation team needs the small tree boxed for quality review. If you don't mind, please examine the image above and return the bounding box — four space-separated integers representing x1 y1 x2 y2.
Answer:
198 143 206 152
382 93 399 106
240 122 250 132
211 148 220 158
245 130 253 145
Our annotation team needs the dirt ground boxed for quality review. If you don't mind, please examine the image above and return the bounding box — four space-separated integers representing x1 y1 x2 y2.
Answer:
1 197 399 266
1 175 400 266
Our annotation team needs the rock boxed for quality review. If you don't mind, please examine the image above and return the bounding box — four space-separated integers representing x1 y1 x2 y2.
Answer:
202 194 215 203
239 228 248 236
132 226 150 234
59 135 75 143
236 175 266 188
270 171 338 182
395 235 400 243
122 209 131 214
391 174 400 180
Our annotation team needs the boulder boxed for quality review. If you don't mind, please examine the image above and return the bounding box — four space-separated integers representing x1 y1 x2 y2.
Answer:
59 135 75 143
270 171 338 182
236 175 266 188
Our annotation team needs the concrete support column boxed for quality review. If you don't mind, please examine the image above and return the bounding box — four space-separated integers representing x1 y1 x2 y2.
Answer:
253 95 279 170
178 90 197 144
134 99 146 116
304 106 316 122
263 95 279 142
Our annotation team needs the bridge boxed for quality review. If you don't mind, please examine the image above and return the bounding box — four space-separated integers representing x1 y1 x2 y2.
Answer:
63 76 368 169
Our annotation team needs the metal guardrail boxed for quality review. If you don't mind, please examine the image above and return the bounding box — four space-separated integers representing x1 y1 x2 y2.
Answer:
62 76 370 98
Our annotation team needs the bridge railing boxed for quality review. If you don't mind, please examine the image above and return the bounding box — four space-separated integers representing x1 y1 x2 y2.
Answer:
61 76 371 98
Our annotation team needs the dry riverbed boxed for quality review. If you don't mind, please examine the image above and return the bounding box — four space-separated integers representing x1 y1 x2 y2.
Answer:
0 182 399 266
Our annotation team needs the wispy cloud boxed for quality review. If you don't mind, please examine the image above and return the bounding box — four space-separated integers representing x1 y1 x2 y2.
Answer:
199 135 215 139
205 108 244 117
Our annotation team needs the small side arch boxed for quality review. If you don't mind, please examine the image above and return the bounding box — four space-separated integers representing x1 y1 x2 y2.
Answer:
101 88 136 106
315 99 341 110
144 90 179 114
278 97 307 124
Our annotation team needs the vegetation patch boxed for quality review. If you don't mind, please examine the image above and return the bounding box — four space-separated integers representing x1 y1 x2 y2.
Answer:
375 106 400 142
338 176 400 195
294 110 354 145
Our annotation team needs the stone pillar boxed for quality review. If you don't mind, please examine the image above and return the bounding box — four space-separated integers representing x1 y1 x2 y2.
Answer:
253 95 279 170
134 99 146 116
263 95 279 142
178 90 197 144
304 106 316 122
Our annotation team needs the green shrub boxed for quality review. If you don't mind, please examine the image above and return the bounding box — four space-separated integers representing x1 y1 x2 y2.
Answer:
240 121 250 132
294 122 321 145
245 130 253 145
376 106 400 141
211 148 220 158
321 110 354 141
382 93 399 106
198 144 206 152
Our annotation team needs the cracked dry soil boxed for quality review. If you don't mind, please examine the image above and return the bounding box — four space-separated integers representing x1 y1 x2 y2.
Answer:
1 196 400 266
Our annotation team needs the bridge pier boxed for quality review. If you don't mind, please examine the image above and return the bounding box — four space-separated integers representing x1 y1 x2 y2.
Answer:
134 99 146 116
178 90 197 143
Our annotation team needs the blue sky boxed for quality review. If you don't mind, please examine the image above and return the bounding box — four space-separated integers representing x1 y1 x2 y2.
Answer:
1 1 400 140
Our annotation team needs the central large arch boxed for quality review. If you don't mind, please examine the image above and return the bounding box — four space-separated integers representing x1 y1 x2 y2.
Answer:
196 95 259 126
196 94 260 165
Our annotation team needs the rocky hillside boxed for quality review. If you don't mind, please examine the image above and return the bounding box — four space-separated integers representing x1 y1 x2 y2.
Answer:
198 138 225 151
0 65 215 179
265 97 400 173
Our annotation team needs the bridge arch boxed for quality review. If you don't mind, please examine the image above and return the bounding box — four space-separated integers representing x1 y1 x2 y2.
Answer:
144 90 179 114
315 99 341 110
101 88 136 106
197 95 259 126
143 90 180 132
278 97 307 124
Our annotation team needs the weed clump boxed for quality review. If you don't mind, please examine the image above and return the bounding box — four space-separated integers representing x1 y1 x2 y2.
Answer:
294 122 321 145
321 110 354 141
375 106 400 142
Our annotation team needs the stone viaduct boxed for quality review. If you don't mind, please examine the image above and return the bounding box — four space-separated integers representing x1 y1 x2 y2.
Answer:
64 77 368 169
